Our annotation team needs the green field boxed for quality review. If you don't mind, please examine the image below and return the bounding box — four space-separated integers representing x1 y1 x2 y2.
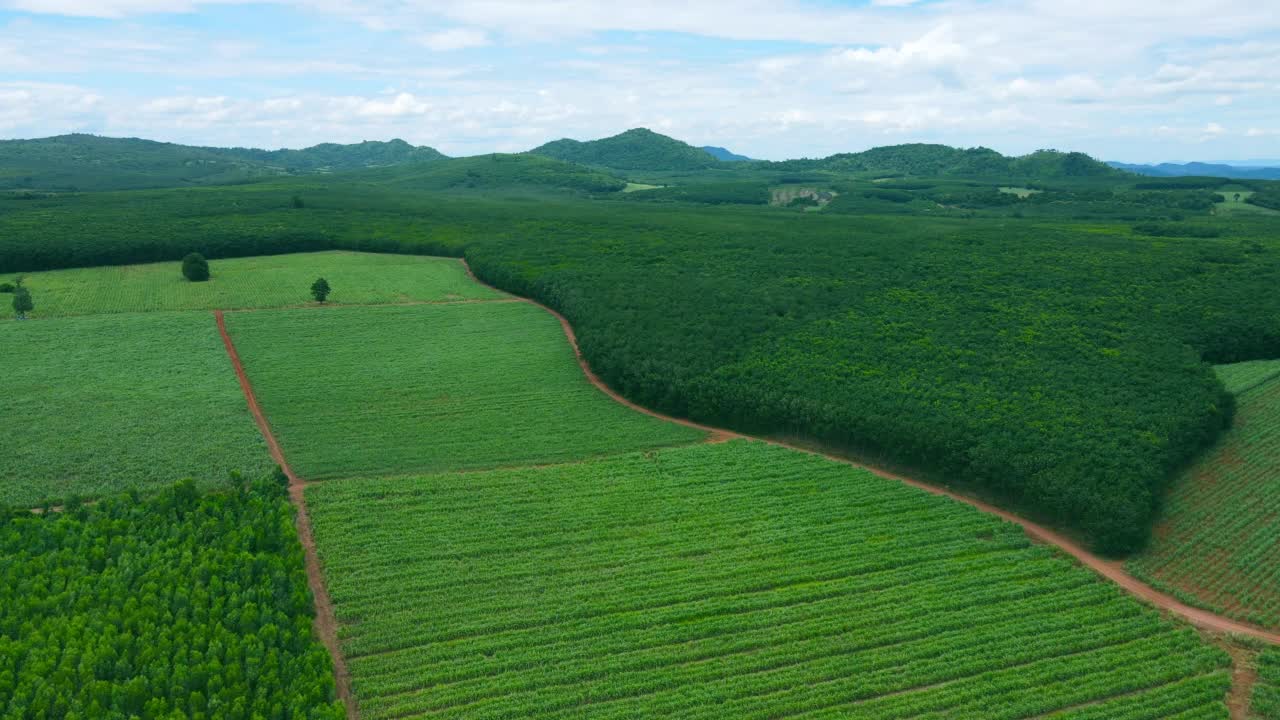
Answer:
0 312 271 506
308 441 1230 720
2 251 503 319
1128 363 1280 628
0 476 343 718
1256 649 1280 719
224 302 704 479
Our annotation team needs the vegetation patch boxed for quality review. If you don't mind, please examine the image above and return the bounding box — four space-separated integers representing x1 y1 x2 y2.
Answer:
1255 649 1280 719
223 302 703 479
308 440 1230 720
2 251 502 318
0 475 343 719
1128 362 1280 628
1 312 271 506
999 186 1043 198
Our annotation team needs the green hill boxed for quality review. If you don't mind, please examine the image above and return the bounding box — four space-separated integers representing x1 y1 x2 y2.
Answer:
761 143 1118 179
0 134 446 191
351 153 626 194
530 128 721 171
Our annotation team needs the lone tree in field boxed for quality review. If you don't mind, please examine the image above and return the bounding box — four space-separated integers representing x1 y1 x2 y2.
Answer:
182 252 210 282
310 277 331 304
13 286 33 319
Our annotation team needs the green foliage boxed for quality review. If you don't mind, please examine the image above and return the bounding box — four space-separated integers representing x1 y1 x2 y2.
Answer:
760 143 1119 179
0 282 14 293
11 286 32 319
4 251 500 318
1249 185 1280 211
530 128 721 171
308 440 1230 719
181 252 210 282
0 312 272 506
1256 649 1280 719
0 477 344 719
222 302 703 479
354 153 626 194
1 177 1278 552
1128 365 1280 629
0 134 446 191
310 277 331 303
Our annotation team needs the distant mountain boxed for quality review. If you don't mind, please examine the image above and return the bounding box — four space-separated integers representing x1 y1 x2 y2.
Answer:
351 153 626 194
1107 161 1280 180
701 146 753 162
0 134 447 191
529 128 720 171
761 144 1118 178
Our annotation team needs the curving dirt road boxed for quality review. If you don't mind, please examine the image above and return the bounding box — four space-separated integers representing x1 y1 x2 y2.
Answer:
214 310 357 720
458 259 1280 647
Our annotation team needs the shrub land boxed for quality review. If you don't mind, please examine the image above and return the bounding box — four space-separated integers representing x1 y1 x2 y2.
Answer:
0 476 344 719
223 302 704 479
1128 361 1280 628
307 441 1230 719
0 312 272 506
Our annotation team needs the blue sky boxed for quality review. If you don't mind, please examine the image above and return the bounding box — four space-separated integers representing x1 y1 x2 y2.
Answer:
1 0 1277 163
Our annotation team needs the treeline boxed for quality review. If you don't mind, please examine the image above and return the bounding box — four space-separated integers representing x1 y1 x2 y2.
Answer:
3 183 1279 553
620 182 770 205
0 474 343 720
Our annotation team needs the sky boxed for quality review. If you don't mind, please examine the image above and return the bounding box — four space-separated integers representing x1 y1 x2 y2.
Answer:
1 0 1278 163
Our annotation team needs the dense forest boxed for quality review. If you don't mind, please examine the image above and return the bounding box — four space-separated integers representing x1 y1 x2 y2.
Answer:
0 473 342 719
531 128 723 171
3 147 1279 552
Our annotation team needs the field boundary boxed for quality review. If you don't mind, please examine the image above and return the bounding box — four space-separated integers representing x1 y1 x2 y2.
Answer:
213 310 357 719
457 259 1280 648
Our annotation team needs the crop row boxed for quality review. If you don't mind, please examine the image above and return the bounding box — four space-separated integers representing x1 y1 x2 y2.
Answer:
1129 367 1280 629
306 441 1231 719
225 302 704 480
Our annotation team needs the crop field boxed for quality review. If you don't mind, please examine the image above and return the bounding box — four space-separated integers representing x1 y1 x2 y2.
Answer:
1 250 502 319
1217 358 1280 395
1256 649 1280 719
1128 363 1280 629
0 312 271 507
307 441 1231 720
224 302 704 479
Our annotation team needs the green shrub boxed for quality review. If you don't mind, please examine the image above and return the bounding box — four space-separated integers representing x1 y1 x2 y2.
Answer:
181 252 210 281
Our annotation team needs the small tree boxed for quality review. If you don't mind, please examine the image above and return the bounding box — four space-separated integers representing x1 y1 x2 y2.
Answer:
310 277 331 304
13 286 33 319
291 194 305 209
182 253 210 282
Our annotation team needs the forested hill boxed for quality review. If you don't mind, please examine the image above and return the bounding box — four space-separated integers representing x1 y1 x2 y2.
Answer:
0 134 447 191
529 128 722 171
759 143 1120 178
701 146 753 162
349 153 625 194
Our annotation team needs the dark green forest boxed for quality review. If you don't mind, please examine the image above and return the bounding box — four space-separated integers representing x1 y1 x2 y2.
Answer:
0 474 342 720
3 133 1279 553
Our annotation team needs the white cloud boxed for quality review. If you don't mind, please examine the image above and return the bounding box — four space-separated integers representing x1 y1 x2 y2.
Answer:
417 27 489 51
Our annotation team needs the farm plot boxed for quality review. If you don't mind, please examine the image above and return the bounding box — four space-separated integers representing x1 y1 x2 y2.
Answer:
1216 358 1280 395
0 312 271 507
1129 363 1280 629
223 302 704 479
1256 649 1280 719
307 440 1231 720
1 250 502 318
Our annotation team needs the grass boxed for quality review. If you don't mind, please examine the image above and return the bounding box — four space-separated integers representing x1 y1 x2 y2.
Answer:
223 302 704 479
1255 649 1280 719
307 440 1230 720
1128 362 1280 629
1 250 503 319
0 312 272 506
1214 190 1279 215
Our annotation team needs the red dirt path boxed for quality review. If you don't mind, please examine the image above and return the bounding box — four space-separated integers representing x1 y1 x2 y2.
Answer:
458 259 1280 648
214 310 357 719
